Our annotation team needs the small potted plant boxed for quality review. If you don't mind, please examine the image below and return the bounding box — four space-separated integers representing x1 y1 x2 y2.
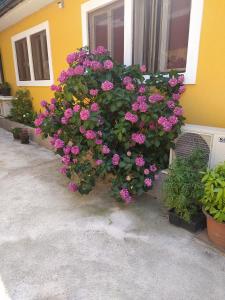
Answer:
11 127 22 140
201 162 225 250
164 149 207 232
0 82 11 96
20 128 29 144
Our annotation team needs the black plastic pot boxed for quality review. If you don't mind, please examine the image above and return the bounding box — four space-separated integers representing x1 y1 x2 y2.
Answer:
169 209 206 233
20 129 29 144
1 87 11 96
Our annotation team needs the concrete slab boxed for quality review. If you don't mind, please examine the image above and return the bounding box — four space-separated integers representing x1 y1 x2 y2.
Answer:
0 128 225 300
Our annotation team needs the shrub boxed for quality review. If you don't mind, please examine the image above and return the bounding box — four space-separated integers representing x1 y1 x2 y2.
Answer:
35 46 186 203
164 149 207 222
201 162 225 223
9 89 36 126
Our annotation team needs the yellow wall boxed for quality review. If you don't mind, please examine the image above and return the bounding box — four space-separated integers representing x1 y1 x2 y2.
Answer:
0 0 225 127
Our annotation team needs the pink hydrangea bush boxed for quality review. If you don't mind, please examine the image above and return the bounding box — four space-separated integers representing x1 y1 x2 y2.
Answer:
35 46 185 202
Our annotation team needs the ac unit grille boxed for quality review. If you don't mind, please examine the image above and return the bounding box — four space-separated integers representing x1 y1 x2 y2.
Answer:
174 132 210 163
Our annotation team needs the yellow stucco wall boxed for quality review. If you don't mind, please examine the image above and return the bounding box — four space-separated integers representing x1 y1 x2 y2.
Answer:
0 0 224 127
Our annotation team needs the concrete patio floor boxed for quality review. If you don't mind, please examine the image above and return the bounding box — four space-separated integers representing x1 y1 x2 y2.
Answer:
0 128 225 300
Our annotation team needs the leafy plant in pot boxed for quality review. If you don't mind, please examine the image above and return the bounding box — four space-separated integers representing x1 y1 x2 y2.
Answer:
11 127 22 140
164 149 207 232
0 82 11 96
201 162 225 250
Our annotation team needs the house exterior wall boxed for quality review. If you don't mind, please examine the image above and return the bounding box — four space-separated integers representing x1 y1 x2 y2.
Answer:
0 0 224 127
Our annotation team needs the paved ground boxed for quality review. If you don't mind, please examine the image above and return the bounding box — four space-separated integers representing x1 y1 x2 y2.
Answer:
0 128 225 300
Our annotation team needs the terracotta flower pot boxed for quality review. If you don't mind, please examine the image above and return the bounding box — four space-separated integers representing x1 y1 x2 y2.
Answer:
205 212 225 250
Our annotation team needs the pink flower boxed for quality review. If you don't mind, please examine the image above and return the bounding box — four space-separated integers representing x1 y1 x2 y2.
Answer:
59 166 67 175
102 145 110 154
172 93 180 101
131 133 146 145
158 117 173 132
173 107 184 116
85 130 96 140
132 102 139 112
61 117 68 125
112 154 120 166
126 83 135 91
97 130 102 137
149 164 157 172
49 104 55 112
73 104 80 112
67 52 77 64
61 155 71 165
91 102 99 112
67 67 75 77
139 102 148 112
92 46 108 55
74 65 84 75
71 146 80 155
64 108 73 119
140 65 147 73
96 159 103 166
35 128 42 135
168 78 178 87
80 109 90 120
90 60 102 71
34 117 43 127
120 188 132 204
144 178 152 187
139 86 146 94
167 100 175 110
51 98 56 104
179 85 185 94
89 89 99 97
135 156 145 167
41 100 47 107
54 139 64 149
178 74 184 84
103 60 114 70
101 80 114 91
125 112 138 124
168 115 178 125
95 139 103 145
149 122 155 130
123 76 132 85
79 126 86 134
127 151 132 157
58 70 68 83
149 93 164 103
63 146 71 155
51 85 62 92
68 182 78 192
144 169 150 175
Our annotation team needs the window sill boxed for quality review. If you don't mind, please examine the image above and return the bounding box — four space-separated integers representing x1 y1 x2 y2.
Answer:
16 79 54 87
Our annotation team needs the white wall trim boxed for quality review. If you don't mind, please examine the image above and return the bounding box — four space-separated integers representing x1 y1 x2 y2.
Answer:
0 0 55 32
184 0 204 84
82 0 204 85
11 21 54 87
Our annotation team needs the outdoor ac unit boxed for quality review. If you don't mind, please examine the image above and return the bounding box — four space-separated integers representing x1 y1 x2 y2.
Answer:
169 124 225 168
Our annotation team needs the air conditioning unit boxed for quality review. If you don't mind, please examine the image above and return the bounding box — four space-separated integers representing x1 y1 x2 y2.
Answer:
170 124 225 168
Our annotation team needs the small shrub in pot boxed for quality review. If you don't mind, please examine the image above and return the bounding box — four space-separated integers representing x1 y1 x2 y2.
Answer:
201 162 225 249
164 149 207 232
20 129 29 144
11 127 22 140
0 82 11 96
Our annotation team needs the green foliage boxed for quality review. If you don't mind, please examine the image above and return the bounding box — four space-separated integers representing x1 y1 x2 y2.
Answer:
9 89 36 126
201 162 225 223
164 149 207 222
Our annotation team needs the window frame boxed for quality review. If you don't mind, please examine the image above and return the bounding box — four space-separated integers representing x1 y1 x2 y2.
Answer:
11 21 54 87
81 0 204 84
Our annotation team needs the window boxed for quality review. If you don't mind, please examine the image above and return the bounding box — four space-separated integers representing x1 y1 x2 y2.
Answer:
88 1 124 64
82 0 204 84
12 21 53 86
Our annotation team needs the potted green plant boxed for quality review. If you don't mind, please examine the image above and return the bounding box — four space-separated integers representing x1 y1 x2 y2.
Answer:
164 149 207 232
20 128 29 144
0 82 11 96
11 127 22 140
201 162 225 250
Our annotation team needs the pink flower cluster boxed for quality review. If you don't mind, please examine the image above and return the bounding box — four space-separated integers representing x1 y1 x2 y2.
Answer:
101 81 114 91
120 188 132 204
149 93 164 104
131 133 146 145
144 178 152 187
80 109 90 121
85 130 96 140
103 60 113 70
135 156 145 167
112 154 120 166
102 145 110 154
125 112 138 124
158 115 178 132
132 96 148 113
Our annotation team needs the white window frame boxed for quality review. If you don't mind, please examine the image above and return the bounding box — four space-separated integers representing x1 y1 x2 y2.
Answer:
81 0 204 84
11 21 54 87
